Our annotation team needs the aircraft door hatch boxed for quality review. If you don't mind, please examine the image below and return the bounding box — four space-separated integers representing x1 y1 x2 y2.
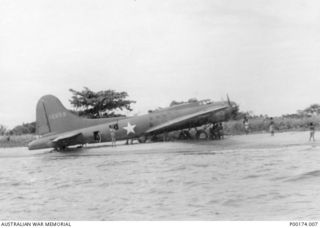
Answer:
149 116 154 127
93 131 101 143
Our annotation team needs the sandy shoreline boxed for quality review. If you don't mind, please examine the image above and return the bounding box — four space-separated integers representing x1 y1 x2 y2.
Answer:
78 130 320 154
0 130 318 151
223 131 319 149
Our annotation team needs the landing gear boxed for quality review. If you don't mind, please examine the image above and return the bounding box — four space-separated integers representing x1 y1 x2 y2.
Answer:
126 138 134 145
138 135 147 143
195 129 208 140
162 132 169 142
55 146 66 151
93 131 101 143
178 130 192 140
125 135 148 144
209 122 224 140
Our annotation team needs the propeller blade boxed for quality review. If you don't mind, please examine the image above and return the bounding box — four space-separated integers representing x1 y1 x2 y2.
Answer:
227 94 231 107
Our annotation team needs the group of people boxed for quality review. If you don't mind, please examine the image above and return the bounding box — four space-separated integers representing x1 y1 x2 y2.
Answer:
109 123 137 146
209 123 224 140
242 116 316 141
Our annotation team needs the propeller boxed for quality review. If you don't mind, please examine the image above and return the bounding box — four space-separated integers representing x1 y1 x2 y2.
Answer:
227 94 232 107
226 94 239 119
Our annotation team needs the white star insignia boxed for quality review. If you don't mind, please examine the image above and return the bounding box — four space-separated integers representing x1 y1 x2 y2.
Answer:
123 122 136 135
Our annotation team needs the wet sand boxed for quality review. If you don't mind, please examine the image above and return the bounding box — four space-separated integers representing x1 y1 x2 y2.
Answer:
81 130 319 153
204 131 318 150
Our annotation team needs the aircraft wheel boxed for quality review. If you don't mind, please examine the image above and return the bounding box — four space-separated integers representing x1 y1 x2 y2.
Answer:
55 146 66 151
196 130 208 140
178 130 192 140
138 136 147 143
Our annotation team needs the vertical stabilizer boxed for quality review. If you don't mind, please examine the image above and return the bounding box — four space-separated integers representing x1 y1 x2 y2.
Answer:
35 95 116 135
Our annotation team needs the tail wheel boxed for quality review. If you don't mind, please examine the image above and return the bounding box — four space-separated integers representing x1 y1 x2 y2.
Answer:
55 146 66 151
138 136 147 143
196 130 208 140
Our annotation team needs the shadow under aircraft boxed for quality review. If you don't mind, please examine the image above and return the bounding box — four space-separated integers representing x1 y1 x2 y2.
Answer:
28 95 238 151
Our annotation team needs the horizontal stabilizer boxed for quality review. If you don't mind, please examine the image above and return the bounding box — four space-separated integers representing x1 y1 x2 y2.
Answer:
52 132 82 143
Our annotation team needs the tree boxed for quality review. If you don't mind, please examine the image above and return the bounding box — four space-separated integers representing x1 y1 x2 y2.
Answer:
0 125 7 135
10 122 36 135
302 104 320 116
69 87 136 118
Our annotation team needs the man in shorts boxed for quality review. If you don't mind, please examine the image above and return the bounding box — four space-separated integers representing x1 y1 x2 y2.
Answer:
309 122 315 141
269 117 275 136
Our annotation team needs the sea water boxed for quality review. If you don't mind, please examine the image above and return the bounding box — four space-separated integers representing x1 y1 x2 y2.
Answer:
0 139 319 220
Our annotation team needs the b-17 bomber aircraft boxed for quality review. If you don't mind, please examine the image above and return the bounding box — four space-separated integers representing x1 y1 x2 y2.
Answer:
28 95 238 150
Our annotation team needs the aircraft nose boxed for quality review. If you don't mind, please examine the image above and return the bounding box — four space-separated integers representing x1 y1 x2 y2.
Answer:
231 101 238 109
230 102 239 117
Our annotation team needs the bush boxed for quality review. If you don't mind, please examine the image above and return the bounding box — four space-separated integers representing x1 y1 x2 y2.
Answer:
223 116 320 135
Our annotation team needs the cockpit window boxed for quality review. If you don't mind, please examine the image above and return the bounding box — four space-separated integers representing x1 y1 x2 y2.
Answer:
198 99 213 105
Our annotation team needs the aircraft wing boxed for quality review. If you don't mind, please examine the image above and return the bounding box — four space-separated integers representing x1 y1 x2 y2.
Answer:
146 105 228 134
51 131 83 146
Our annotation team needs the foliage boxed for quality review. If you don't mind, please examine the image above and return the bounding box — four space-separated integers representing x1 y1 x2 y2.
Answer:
0 134 36 148
69 87 136 118
223 116 320 135
0 125 7 135
224 103 320 134
300 104 320 116
10 122 36 135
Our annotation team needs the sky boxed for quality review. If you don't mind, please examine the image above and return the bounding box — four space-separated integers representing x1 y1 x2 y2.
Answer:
1 0 320 128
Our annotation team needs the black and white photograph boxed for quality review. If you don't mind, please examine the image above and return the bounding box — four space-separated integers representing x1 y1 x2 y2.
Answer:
1 0 320 225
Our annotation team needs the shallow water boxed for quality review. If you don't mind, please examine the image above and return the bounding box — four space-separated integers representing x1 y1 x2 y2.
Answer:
0 140 320 220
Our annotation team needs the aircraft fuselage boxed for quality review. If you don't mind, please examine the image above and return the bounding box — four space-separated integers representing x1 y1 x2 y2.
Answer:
28 100 236 150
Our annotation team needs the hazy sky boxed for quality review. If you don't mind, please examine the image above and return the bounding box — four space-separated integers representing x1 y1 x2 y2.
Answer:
1 0 320 128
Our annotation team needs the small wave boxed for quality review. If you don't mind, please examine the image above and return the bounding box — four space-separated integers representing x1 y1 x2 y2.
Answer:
187 203 204 209
164 165 186 172
183 181 198 187
13 195 25 200
191 163 209 168
11 182 21 187
207 199 220 204
222 199 241 207
97 160 138 168
177 151 218 156
56 183 71 189
302 145 318 151
270 193 288 200
114 181 134 185
247 193 268 200
269 176 288 181
101 181 134 187
285 170 320 182
243 174 261 179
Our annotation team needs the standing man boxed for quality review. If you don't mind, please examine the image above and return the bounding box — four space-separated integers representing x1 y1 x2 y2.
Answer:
218 123 224 139
309 122 315 141
109 125 116 147
243 117 249 135
269 117 275 136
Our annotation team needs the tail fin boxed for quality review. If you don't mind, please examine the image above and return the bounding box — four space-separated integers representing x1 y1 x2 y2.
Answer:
36 95 109 135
